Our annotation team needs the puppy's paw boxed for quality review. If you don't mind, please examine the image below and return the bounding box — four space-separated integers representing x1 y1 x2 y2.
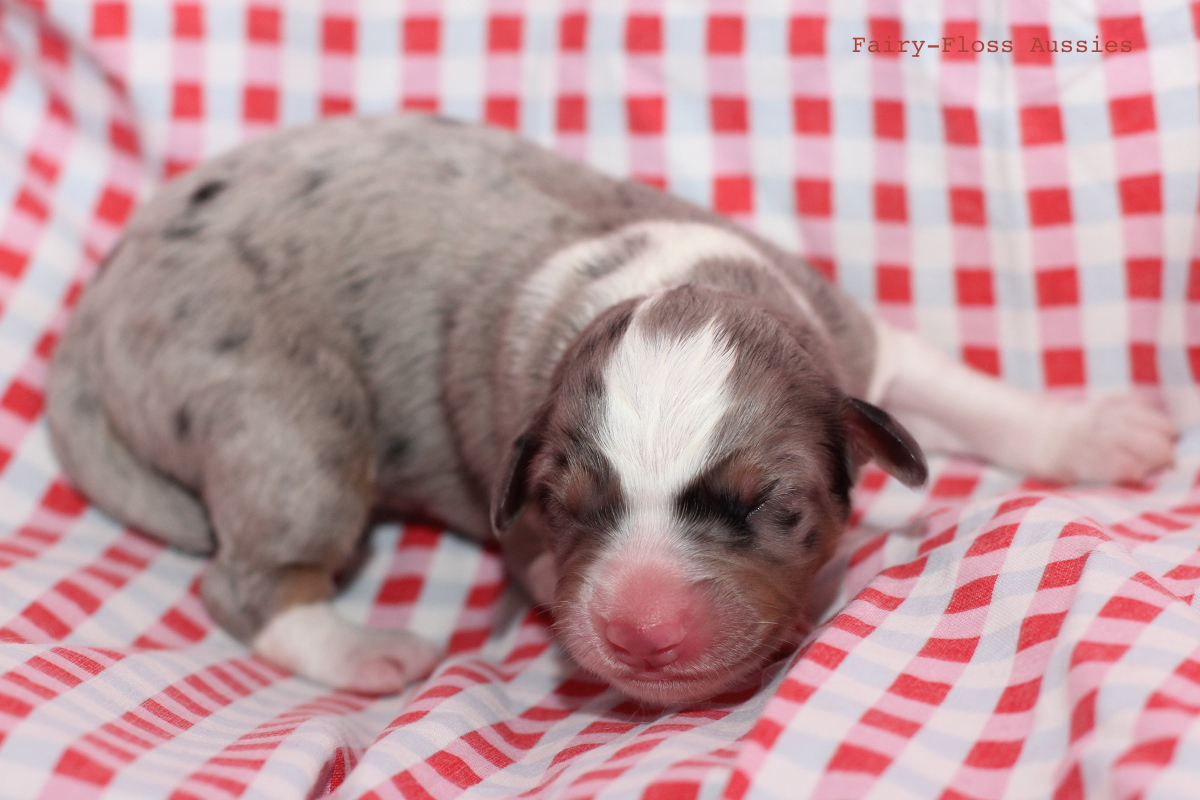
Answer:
339 628 444 694
1046 393 1177 484
253 602 443 694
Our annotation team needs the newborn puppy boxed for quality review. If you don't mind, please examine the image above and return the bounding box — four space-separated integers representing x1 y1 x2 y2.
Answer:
46 114 1177 704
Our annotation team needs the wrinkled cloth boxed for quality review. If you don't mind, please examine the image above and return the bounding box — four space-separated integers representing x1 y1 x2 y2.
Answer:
1 2 1198 798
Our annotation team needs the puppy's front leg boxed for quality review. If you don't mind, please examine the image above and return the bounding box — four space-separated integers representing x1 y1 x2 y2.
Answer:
868 320 1177 484
250 574 442 694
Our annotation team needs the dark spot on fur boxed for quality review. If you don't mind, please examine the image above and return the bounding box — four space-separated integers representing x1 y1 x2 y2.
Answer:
430 115 463 127
172 298 192 322
577 232 648 279
214 328 250 353
341 275 373 297
73 392 101 415
231 231 269 278
331 395 360 430
163 222 204 239
602 305 636 343
300 170 327 196
582 373 604 401
174 406 191 439
281 338 319 367
358 333 380 356
778 510 803 529
574 304 635 363
189 179 226 206
164 179 227 238
801 526 819 550
382 436 409 463
347 319 379 356
437 161 461 181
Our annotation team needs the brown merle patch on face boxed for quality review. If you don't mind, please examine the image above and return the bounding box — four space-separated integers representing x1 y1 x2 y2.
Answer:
543 298 638 395
535 441 626 555
496 300 640 546
492 296 643 537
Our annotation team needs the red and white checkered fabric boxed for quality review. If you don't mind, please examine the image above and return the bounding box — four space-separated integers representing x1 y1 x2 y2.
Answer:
2 1 1200 797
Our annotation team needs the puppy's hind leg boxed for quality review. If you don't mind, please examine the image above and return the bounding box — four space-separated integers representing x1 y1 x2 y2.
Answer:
868 320 1177 484
47 307 214 554
197 360 441 694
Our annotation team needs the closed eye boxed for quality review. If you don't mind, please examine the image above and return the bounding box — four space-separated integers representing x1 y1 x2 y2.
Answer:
770 508 804 529
537 453 626 533
677 483 759 528
675 479 779 546
750 487 803 530
745 496 773 521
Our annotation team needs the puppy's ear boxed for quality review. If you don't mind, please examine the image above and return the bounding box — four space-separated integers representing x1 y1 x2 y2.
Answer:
491 433 540 534
842 396 928 488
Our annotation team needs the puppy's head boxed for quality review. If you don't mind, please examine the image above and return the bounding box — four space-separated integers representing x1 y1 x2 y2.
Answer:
493 286 925 704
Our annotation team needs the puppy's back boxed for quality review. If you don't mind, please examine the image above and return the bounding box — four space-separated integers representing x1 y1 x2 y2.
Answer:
50 113 873 541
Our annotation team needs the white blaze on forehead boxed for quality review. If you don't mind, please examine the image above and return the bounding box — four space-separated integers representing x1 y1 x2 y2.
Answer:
598 316 737 509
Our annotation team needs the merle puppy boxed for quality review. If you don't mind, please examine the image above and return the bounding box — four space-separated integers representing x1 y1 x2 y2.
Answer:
46 115 1176 704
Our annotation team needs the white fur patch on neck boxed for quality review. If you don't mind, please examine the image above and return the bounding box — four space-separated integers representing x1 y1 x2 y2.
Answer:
577 223 767 320
598 316 736 523
505 222 770 412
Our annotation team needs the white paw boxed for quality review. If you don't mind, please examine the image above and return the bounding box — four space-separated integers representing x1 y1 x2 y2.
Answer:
253 602 443 694
1044 393 1177 484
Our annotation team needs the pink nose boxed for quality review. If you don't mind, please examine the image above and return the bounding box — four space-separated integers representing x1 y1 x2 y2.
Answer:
605 619 686 668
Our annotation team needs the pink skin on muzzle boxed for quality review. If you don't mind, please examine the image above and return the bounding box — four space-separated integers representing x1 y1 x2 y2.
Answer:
589 560 717 678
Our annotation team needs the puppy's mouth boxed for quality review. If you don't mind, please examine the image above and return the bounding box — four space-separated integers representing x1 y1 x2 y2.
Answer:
621 670 677 682
567 633 783 705
604 658 769 705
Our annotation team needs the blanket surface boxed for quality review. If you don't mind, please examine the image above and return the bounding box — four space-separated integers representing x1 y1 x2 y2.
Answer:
1 1 1199 798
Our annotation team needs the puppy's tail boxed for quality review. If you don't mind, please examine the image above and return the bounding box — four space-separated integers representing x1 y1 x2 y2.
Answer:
45 309 215 555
